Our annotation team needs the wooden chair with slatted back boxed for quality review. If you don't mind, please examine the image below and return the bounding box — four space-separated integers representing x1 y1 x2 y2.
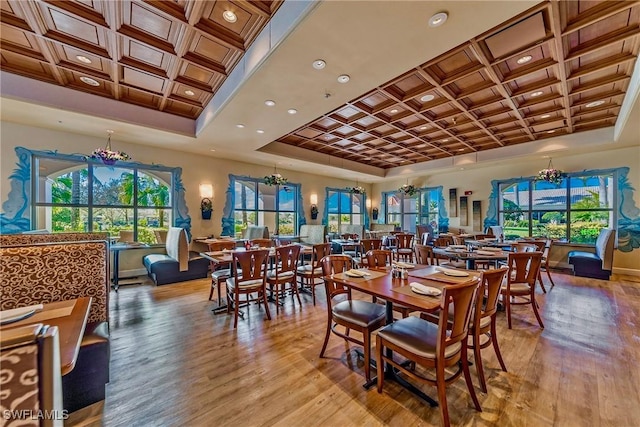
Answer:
376 279 482 427
207 240 237 302
393 233 414 262
267 244 301 314
226 249 271 328
414 244 436 265
469 268 509 392
540 239 556 288
365 249 392 268
355 239 382 266
319 255 386 383
527 240 548 293
297 243 331 305
501 251 544 329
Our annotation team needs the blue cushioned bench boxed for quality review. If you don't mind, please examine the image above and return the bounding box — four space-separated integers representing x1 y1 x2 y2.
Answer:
568 228 615 280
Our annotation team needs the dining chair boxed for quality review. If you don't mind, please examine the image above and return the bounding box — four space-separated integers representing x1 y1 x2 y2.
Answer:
319 255 386 383
376 279 482 427
226 249 271 328
501 251 544 329
353 239 382 267
414 243 436 265
469 268 509 393
297 243 331 305
393 233 414 262
267 244 301 314
250 238 273 248
207 240 237 302
540 239 556 288
433 238 466 269
527 240 548 293
0 324 63 427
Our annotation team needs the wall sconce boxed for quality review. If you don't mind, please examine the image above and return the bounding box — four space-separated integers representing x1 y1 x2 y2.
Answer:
372 207 379 221
199 184 213 220
310 193 318 220
366 199 372 209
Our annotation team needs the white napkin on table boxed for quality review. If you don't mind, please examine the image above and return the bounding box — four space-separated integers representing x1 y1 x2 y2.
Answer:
409 283 442 296
435 267 469 277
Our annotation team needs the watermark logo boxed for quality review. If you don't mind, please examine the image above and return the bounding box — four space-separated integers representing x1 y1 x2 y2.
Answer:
2 409 69 421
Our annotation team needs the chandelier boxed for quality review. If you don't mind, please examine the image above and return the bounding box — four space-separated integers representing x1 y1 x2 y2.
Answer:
264 165 288 186
90 130 130 166
347 181 366 194
535 158 564 185
398 183 417 196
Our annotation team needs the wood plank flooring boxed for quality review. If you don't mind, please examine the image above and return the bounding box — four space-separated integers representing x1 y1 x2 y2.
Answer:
68 272 640 426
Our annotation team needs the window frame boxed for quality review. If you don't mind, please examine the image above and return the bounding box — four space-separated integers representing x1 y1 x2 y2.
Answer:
381 187 444 233
223 174 302 237
0 147 189 238
323 188 368 232
491 169 619 243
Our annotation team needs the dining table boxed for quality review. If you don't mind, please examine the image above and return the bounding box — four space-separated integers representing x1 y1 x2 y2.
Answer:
0 297 92 375
327 265 480 406
433 246 510 269
110 242 150 291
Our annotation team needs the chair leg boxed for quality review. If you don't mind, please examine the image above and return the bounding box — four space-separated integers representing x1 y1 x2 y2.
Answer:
262 289 271 320
462 347 482 411
436 364 451 427
319 316 332 358
233 292 240 328
363 330 371 382
531 297 544 329
546 268 556 287
491 319 507 372
208 281 215 300
472 332 487 393
292 280 302 306
537 271 547 293
376 335 384 393
505 293 512 329
311 277 317 306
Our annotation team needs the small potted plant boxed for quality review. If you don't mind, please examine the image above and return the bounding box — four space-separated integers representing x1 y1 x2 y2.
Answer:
310 204 319 220
201 198 212 220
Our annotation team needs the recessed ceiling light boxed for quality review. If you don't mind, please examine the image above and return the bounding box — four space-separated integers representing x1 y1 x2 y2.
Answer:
390 109 398 114
458 148 464 152
185 90 195 96
530 91 544 97
540 114 551 119
256 129 265 134
236 124 245 128
76 55 92 64
222 10 237 23
265 100 276 107
417 143 427 148
547 130 555 134
80 76 99 86
443 139 449 142
420 126 427 130
337 74 350 83
428 12 448 28
210 149 216 152
287 108 297 115
312 59 326 70
420 94 435 102
586 100 605 108
517 55 532 64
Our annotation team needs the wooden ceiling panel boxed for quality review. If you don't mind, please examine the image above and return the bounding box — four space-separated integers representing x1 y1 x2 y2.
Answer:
0 0 282 120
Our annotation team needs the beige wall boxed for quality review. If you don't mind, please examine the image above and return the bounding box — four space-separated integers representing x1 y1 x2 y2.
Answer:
2 121 638 274
371 147 640 273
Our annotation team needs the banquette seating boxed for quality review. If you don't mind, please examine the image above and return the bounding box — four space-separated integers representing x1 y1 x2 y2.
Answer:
299 224 326 245
143 227 209 285
568 228 616 280
0 233 111 413
242 225 270 240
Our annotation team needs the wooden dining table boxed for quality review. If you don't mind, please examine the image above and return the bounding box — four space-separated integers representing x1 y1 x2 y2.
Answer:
433 246 511 269
327 265 480 406
0 297 92 375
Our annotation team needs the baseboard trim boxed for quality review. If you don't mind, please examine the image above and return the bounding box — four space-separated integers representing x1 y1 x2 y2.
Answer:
613 267 640 277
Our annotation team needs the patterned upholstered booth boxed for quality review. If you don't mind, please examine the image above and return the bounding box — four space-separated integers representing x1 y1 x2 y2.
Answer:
142 227 209 285
0 239 110 413
299 224 326 245
339 224 364 239
0 231 109 246
242 225 270 240
0 324 64 427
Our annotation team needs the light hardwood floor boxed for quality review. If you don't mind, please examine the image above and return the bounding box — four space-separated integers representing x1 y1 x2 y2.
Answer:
69 271 640 426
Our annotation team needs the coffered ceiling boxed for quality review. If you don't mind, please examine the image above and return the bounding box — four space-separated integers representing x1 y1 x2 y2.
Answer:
0 0 281 119
275 1 640 169
1 1 639 180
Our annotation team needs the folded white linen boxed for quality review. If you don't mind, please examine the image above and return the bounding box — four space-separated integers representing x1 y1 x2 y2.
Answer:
346 269 370 277
393 261 415 268
0 304 43 324
435 267 469 277
409 283 442 296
